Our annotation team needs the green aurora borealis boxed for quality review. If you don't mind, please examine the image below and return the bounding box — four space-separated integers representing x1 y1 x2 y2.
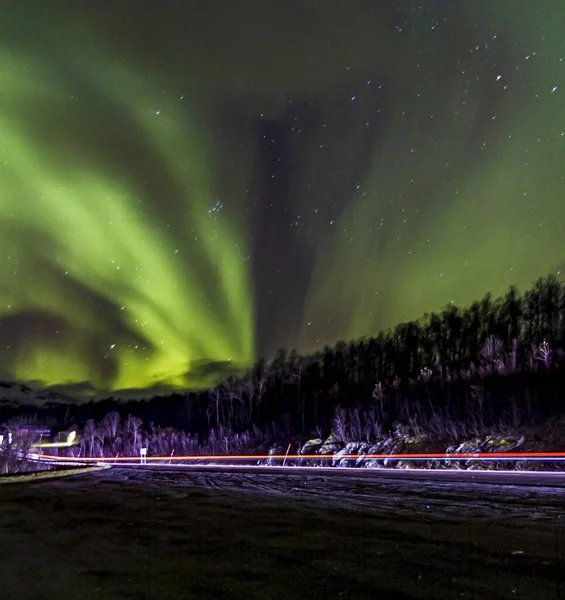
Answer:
0 1 564 398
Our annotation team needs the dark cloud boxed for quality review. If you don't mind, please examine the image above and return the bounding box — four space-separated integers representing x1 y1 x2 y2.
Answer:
187 359 246 384
43 381 99 401
0 251 157 391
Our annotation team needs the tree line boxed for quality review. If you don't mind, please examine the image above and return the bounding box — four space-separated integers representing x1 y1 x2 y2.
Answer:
4 274 565 442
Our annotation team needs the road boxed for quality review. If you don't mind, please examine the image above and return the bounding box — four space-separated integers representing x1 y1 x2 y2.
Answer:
108 463 565 522
115 462 565 487
1 462 565 599
30 448 565 487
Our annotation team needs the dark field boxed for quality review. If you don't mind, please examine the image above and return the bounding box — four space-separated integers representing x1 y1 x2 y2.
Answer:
1 468 565 600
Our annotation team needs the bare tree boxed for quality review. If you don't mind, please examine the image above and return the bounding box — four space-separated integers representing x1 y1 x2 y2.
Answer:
225 381 249 427
536 340 552 369
507 338 519 371
418 367 433 383
332 407 347 442
82 420 97 457
124 415 143 455
372 382 386 426
480 336 504 366
101 412 120 447
347 408 362 441
94 426 107 457
0 421 40 474
241 368 267 426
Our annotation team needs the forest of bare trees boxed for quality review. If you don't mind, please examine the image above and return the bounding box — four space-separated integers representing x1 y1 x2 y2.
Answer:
73 414 264 459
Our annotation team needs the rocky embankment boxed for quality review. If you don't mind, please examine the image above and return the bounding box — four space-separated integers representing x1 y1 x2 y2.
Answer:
262 416 565 471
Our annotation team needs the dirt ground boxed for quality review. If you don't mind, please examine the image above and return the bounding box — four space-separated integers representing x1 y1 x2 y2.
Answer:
0 467 564 600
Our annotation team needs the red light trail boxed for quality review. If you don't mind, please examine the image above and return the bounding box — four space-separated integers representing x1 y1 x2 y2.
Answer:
28 451 565 464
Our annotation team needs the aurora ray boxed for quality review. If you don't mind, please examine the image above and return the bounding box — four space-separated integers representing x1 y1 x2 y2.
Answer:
0 49 254 395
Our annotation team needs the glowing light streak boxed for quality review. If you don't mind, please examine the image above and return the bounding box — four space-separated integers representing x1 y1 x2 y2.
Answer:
31 431 78 449
30 451 565 464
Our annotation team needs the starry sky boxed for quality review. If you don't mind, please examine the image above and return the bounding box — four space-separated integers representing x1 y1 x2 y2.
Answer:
0 1 564 399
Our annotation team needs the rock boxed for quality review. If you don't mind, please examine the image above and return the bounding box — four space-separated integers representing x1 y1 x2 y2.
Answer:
333 442 361 467
445 439 482 470
363 459 384 469
355 443 372 466
382 439 407 468
390 460 415 469
513 436 526 450
381 437 405 455
359 437 410 468
264 443 284 466
480 435 525 453
368 441 384 454
363 441 386 468
453 440 482 454
299 438 323 456
319 434 344 455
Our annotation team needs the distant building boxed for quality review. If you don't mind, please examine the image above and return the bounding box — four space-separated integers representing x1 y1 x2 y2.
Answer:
19 425 51 437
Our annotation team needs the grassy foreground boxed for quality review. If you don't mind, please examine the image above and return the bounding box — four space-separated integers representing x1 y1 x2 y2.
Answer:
0 468 563 600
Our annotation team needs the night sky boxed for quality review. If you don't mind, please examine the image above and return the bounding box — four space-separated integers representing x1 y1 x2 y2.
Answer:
1 1 564 398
